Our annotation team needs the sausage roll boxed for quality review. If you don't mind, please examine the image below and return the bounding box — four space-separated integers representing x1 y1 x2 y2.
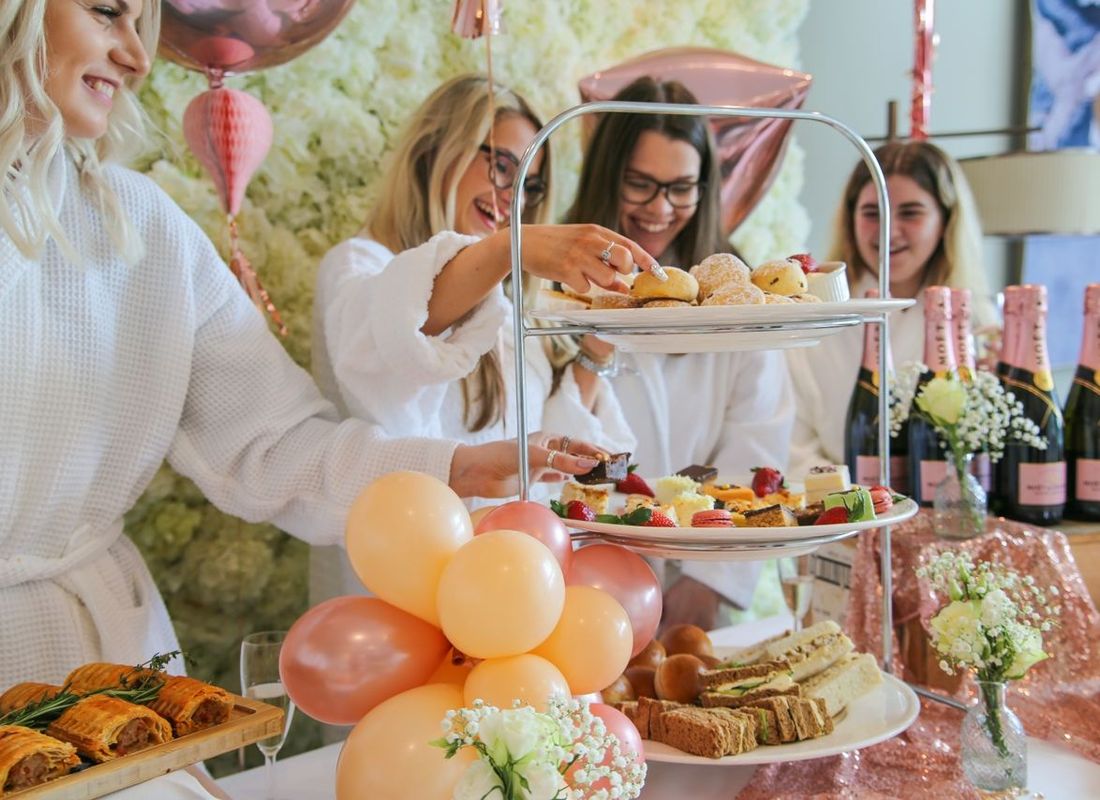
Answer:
0 725 79 795
46 696 172 762
0 684 61 716
64 664 231 737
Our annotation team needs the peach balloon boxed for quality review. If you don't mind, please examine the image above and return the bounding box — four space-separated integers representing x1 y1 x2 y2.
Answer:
473 500 573 573
280 596 449 725
345 471 472 625
436 530 565 659
533 586 632 695
567 544 663 657
428 649 476 687
468 505 499 528
464 654 570 712
335 683 474 800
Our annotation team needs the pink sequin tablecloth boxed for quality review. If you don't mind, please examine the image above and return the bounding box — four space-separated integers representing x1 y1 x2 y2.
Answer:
737 511 1100 799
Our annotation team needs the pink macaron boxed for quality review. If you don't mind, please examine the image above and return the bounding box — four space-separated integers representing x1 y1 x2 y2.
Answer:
693 509 733 528
868 485 893 515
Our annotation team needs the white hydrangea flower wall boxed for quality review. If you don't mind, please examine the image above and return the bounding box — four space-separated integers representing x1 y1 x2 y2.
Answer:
126 0 809 749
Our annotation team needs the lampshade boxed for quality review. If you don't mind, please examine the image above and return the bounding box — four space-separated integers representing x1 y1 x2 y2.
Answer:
959 149 1100 236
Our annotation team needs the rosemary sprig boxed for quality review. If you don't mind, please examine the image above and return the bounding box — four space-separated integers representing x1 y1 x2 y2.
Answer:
0 651 182 731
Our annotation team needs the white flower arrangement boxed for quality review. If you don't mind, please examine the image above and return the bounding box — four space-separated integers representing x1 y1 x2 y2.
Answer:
888 362 1045 465
434 697 646 800
917 550 1060 756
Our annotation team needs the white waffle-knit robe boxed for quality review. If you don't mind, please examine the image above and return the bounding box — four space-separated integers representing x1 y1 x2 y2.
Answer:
309 234 636 601
0 154 457 687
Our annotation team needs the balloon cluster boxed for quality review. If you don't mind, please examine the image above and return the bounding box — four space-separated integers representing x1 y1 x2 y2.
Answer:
279 471 661 800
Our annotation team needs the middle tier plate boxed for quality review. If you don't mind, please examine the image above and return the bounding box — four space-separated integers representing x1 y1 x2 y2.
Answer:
563 498 918 561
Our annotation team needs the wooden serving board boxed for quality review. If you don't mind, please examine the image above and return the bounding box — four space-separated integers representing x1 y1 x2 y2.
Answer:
8 694 284 799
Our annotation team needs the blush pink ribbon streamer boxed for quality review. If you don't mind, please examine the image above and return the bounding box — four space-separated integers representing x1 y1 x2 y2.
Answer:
910 0 936 140
739 511 1100 798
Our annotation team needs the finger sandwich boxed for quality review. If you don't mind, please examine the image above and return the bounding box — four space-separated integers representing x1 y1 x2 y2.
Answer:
698 659 799 710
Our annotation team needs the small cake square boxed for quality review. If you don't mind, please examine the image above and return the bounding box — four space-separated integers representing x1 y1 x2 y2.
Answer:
822 487 876 522
655 475 700 505
742 504 798 528
702 483 755 505
560 482 610 515
575 452 630 485
803 464 852 505
672 492 715 526
676 464 718 485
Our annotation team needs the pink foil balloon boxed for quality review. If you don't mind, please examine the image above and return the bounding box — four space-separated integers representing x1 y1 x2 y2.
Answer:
160 0 356 75
183 87 273 216
473 501 573 573
566 544 662 658
280 596 450 726
578 48 812 236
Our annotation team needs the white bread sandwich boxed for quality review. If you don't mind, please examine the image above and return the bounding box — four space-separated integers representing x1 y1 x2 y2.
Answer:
759 620 855 682
801 652 884 717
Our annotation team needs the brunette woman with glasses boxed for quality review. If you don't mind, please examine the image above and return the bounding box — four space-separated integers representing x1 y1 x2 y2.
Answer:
311 75 653 603
565 77 796 632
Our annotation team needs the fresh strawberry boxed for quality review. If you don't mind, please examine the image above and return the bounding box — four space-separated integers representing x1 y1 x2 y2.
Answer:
644 510 676 527
750 466 784 498
789 253 817 274
813 506 850 525
565 500 596 522
616 465 655 496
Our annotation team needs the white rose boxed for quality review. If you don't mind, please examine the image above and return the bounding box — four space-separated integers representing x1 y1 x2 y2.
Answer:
479 707 542 764
1005 623 1048 679
453 760 502 800
917 377 967 425
930 599 983 659
519 761 568 799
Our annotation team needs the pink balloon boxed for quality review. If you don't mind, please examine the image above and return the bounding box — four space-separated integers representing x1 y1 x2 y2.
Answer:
565 703 645 792
183 87 273 216
566 544 661 658
473 501 573 574
578 48 812 236
160 0 356 75
280 596 450 726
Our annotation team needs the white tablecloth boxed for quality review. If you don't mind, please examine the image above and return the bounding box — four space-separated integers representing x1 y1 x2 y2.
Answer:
217 615 1100 800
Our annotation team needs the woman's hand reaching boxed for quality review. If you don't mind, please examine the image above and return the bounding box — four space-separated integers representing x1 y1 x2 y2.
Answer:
449 432 603 498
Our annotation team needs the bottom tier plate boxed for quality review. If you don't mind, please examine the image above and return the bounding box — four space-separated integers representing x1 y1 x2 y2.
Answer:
642 672 919 766
570 529 857 561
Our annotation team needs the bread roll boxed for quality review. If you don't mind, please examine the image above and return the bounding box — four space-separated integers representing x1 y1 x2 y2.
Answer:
632 268 699 303
751 259 808 296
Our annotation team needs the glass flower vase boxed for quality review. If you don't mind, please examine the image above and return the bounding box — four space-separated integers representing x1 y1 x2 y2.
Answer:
933 452 987 539
960 680 1027 792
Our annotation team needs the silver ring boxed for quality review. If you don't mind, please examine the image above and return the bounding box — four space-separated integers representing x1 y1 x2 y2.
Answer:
559 435 572 454
598 242 613 263
546 449 559 468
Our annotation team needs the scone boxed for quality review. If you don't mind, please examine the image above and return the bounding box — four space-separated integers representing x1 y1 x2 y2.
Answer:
764 293 796 304
701 284 765 306
690 254 751 298
644 299 693 308
590 293 641 309
790 293 823 303
632 268 699 304
751 259 808 296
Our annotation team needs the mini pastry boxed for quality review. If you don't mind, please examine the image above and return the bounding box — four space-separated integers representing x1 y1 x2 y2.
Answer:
805 261 850 302
624 493 657 512
561 482 610 515
742 504 798 527
702 483 755 505
823 486 876 522
672 492 715 526
0 725 80 793
867 485 894 515
632 268 699 303
763 489 805 510
692 509 733 527
794 502 826 526
655 475 699 505
750 259 808 296
590 293 641 310
644 299 693 308
575 452 630 485
537 288 590 311
676 465 718 485
690 254 750 298
803 465 852 505
701 284 765 306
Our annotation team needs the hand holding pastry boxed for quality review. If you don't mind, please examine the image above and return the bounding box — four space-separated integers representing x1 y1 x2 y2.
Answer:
516 224 665 295
449 432 602 498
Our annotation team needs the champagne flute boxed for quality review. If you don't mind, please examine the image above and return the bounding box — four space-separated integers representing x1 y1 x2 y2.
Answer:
776 556 815 632
240 631 295 800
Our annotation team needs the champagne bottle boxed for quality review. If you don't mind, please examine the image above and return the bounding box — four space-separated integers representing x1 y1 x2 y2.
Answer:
951 287 991 493
1065 284 1100 521
845 290 908 493
991 286 1026 513
999 284 1066 525
908 286 957 506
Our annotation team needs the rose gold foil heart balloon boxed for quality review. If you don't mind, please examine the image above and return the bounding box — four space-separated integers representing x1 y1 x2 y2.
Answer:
159 0 356 75
579 48 812 236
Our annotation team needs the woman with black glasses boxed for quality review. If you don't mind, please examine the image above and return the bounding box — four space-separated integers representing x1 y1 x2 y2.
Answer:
565 77 795 631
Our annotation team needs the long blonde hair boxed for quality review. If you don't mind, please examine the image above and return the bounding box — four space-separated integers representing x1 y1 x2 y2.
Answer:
369 74 574 432
1 0 160 264
828 140 994 322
